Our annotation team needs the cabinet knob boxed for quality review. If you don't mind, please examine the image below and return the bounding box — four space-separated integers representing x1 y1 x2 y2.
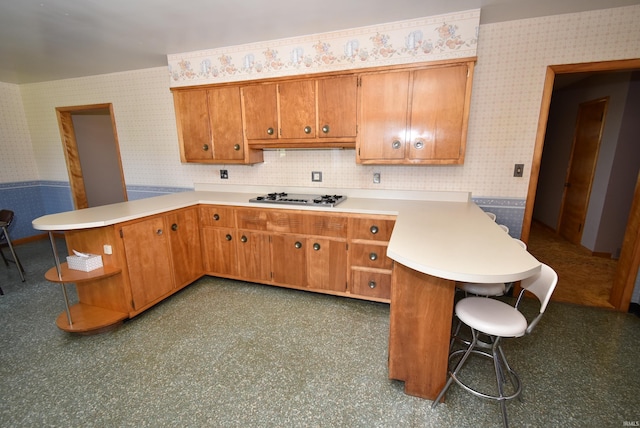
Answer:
313 243 321 251
233 144 241 151
392 140 401 149
202 144 209 151
294 241 302 249
267 127 274 135
368 280 377 289
369 252 378 261
213 214 220 221
370 225 379 235
241 235 248 243
304 126 312 134
171 223 178 231
321 125 330 134
156 229 163 235
414 140 424 149
225 234 232 241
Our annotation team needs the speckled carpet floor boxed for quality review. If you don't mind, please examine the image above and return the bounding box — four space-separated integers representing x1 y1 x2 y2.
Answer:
1 238 639 427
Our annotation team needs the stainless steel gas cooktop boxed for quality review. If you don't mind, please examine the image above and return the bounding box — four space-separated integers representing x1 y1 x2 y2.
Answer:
249 192 347 207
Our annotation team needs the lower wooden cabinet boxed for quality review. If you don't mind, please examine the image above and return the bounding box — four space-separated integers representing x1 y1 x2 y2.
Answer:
237 230 271 282
120 207 203 312
347 215 396 301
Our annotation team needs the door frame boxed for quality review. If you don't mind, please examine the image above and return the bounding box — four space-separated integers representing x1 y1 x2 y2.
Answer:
522 58 640 312
55 103 127 209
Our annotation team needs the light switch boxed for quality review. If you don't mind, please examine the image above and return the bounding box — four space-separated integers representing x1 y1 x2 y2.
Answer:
312 171 322 182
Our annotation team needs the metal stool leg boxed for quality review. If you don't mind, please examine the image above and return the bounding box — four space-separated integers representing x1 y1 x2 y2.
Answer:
1 225 25 282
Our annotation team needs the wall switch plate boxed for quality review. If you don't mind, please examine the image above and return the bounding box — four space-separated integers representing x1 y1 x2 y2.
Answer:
373 172 381 184
312 171 322 182
220 169 228 179
513 164 524 177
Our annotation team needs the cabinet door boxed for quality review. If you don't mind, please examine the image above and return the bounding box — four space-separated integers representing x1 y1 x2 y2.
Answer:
208 86 245 161
278 80 316 139
318 75 357 138
236 230 271 282
166 207 203 288
408 64 469 161
121 216 175 310
357 71 410 160
173 89 212 161
271 234 307 286
306 238 347 292
242 84 278 139
202 228 238 276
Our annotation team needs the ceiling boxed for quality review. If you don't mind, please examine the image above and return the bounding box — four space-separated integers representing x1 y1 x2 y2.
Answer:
1 0 638 84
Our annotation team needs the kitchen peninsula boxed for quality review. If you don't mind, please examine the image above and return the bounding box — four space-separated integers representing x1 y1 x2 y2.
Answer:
32 185 540 400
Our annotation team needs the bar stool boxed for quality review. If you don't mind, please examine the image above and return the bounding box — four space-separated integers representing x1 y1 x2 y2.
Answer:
433 263 558 427
0 209 26 293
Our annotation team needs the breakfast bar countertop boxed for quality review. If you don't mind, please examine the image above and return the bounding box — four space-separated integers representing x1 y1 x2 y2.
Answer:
32 184 540 284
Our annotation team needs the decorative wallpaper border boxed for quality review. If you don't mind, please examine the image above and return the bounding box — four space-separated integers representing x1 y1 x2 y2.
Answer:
167 9 479 87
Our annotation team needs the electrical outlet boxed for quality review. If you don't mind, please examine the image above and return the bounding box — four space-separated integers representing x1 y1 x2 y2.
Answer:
312 171 322 182
513 164 524 177
373 172 381 184
220 169 228 179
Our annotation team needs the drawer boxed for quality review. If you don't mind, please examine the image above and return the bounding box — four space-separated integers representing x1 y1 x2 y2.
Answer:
348 217 395 241
236 208 268 230
200 205 236 228
267 210 347 238
351 269 391 300
350 243 393 269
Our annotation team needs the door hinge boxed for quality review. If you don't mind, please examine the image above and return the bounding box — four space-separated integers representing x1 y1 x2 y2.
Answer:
578 223 582 232
119 229 123 238
131 299 135 310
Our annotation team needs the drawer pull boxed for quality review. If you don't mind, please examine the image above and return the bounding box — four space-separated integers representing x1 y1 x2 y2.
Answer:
370 225 379 235
213 214 220 221
304 126 312 134
369 252 378 261
368 280 377 289
241 235 248 243
233 144 241 151
392 140 401 149
313 243 321 251
156 229 163 236
294 241 302 249
225 234 232 241
321 125 330 134
171 223 178 231
267 127 274 135
414 140 424 149
202 144 209 151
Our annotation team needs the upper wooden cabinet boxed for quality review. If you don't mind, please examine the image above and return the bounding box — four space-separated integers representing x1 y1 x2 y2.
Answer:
357 61 474 165
172 86 263 164
241 75 357 148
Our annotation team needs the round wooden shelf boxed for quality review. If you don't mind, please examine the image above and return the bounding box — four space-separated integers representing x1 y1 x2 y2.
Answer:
55 303 128 334
45 263 121 284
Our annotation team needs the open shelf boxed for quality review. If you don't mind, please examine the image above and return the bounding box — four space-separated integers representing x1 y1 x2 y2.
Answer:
55 303 128 334
45 263 121 284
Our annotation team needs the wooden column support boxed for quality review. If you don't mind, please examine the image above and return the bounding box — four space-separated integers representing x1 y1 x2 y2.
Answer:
388 263 455 400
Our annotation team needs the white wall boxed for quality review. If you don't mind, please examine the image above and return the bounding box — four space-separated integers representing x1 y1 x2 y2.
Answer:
0 82 38 182
9 5 640 201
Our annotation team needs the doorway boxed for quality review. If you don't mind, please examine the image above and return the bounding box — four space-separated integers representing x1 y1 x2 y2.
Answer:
523 59 640 312
55 104 127 209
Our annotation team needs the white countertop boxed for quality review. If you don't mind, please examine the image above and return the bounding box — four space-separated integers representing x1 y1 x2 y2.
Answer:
32 185 540 284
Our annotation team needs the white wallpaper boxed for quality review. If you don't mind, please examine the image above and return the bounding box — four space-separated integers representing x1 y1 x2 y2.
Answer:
12 5 640 199
168 10 479 87
0 82 38 182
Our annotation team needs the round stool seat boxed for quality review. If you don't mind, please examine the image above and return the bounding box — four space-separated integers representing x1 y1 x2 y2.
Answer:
456 297 527 338
458 281 505 296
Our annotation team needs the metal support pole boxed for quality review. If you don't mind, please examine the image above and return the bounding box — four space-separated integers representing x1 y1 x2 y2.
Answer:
48 232 72 326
